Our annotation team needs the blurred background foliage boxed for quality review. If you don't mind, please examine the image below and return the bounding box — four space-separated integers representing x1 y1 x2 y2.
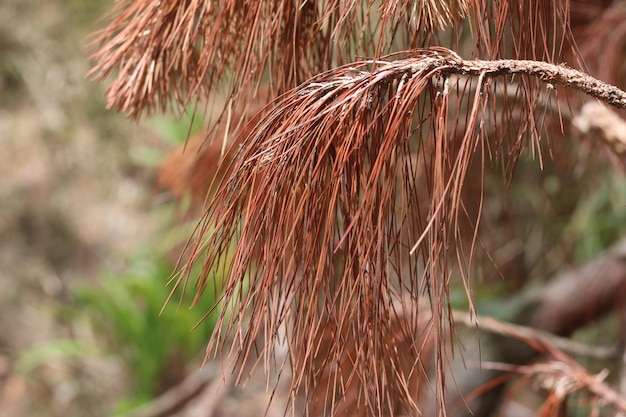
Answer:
71 252 219 413
0 0 624 416
0 0 222 415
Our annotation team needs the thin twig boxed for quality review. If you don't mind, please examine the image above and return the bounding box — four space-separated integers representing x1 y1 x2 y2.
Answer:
116 364 220 417
452 310 619 361
175 367 235 417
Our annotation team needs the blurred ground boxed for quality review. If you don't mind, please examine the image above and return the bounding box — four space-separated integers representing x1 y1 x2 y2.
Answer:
0 1 166 415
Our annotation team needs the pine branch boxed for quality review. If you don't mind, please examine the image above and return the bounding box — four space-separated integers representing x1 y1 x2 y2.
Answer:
300 51 626 110
173 47 626 417
88 0 572 119
440 56 626 109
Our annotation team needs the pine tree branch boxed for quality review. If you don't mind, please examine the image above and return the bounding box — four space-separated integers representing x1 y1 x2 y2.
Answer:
176 47 626 417
444 57 626 109
89 1 572 118
313 49 626 110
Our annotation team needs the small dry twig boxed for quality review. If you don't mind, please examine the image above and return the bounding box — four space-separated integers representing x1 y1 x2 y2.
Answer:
117 364 221 417
452 310 618 361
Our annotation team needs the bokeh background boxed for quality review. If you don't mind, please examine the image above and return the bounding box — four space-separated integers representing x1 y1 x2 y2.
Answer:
0 1 224 415
1 1 625 417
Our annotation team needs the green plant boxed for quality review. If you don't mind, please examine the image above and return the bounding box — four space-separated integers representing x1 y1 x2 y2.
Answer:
75 253 220 412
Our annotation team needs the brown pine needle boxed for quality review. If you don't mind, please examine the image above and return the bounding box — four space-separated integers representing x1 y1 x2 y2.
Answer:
88 0 572 119
172 48 626 416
